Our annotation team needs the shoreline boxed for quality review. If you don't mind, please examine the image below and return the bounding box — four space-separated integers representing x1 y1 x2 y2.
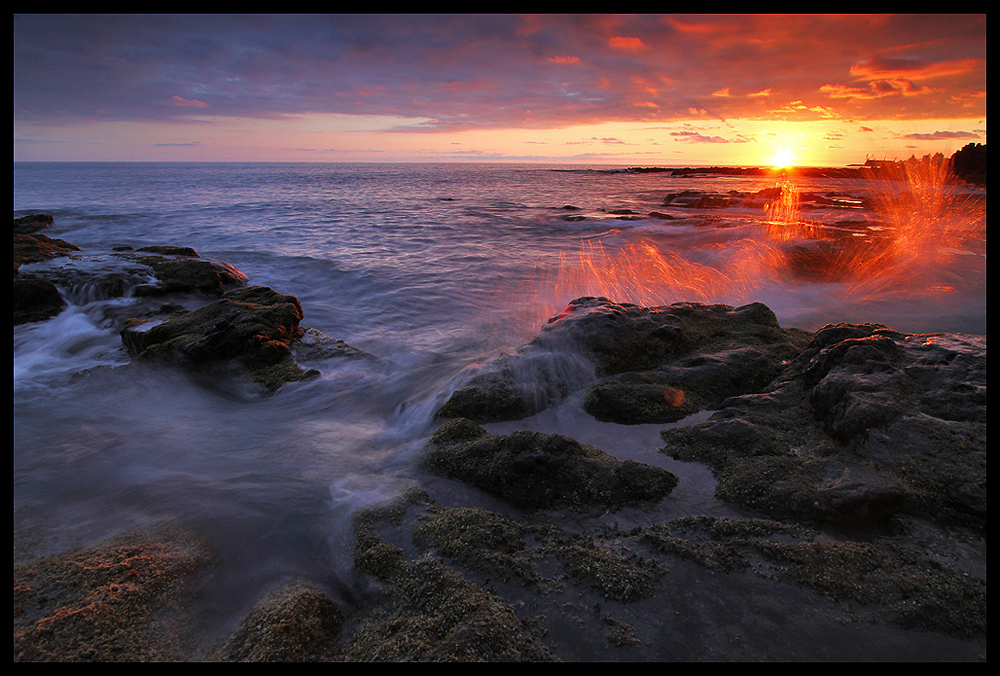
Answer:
13 215 987 661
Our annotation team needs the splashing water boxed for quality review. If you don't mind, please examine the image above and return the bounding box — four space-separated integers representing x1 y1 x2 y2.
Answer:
840 154 985 305
517 160 984 333
762 178 804 241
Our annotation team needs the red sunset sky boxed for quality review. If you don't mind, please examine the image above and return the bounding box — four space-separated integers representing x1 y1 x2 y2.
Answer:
13 14 987 166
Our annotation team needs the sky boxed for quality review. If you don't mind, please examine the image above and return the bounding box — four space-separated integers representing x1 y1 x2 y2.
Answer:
13 14 987 166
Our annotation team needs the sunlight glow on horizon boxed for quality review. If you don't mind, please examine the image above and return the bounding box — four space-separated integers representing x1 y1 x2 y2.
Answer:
13 114 984 166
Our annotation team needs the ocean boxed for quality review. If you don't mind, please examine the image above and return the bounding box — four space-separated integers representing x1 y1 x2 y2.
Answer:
13 161 987 649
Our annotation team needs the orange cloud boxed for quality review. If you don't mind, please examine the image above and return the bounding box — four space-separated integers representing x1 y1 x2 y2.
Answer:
548 55 581 64
850 57 983 81
609 36 645 50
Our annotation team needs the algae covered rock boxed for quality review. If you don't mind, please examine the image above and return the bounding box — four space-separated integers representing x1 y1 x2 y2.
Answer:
661 322 986 531
438 297 810 424
13 523 216 662
121 285 319 391
421 418 678 511
213 581 344 662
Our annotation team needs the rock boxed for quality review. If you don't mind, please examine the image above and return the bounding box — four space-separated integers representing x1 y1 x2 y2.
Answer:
14 229 247 303
663 191 731 209
438 297 810 424
131 253 248 297
950 142 986 185
213 581 344 662
121 285 319 392
13 522 216 662
420 418 678 511
661 323 986 531
348 491 560 661
136 245 200 257
412 505 665 603
291 327 377 363
14 232 82 272
630 516 986 638
14 277 65 325
584 345 797 424
13 213 54 234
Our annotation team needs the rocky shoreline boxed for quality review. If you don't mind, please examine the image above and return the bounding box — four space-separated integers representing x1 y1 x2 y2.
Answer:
14 214 986 661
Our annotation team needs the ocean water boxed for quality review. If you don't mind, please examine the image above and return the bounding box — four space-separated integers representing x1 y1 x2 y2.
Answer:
13 162 987 646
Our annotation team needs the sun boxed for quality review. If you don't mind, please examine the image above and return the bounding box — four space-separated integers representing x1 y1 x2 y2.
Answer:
771 147 796 168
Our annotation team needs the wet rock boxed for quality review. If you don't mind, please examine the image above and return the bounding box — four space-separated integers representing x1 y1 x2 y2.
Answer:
121 285 320 392
292 326 377 363
213 581 344 662
13 522 216 662
14 229 247 303
413 505 665 603
661 323 986 531
136 245 200 257
13 213 54 234
584 345 798 424
349 493 558 661
14 232 82 272
14 277 65 325
630 516 986 638
663 191 731 209
420 418 678 511
438 297 810 424
130 252 248 297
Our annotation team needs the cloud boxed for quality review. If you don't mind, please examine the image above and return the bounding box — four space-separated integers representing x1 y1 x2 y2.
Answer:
850 57 983 81
820 79 934 100
670 129 747 144
900 130 980 140
171 96 208 108
13 13 986 135
608 36 645 50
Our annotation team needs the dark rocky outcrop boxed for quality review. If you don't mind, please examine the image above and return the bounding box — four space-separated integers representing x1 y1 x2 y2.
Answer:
661 322 986 531
629 515 986 639
121 285 320 392
13 523 216 662
130 252 248 297
14 277 65 325
212 582 344 662
13 213 54 234
14 212 246 296
12 215 373 394
13 214 250 326
14 232 82 273
341 485 560 661
420 418 678 512
438 297 811 424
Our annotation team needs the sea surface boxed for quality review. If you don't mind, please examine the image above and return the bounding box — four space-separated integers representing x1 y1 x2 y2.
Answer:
13 161 987 652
